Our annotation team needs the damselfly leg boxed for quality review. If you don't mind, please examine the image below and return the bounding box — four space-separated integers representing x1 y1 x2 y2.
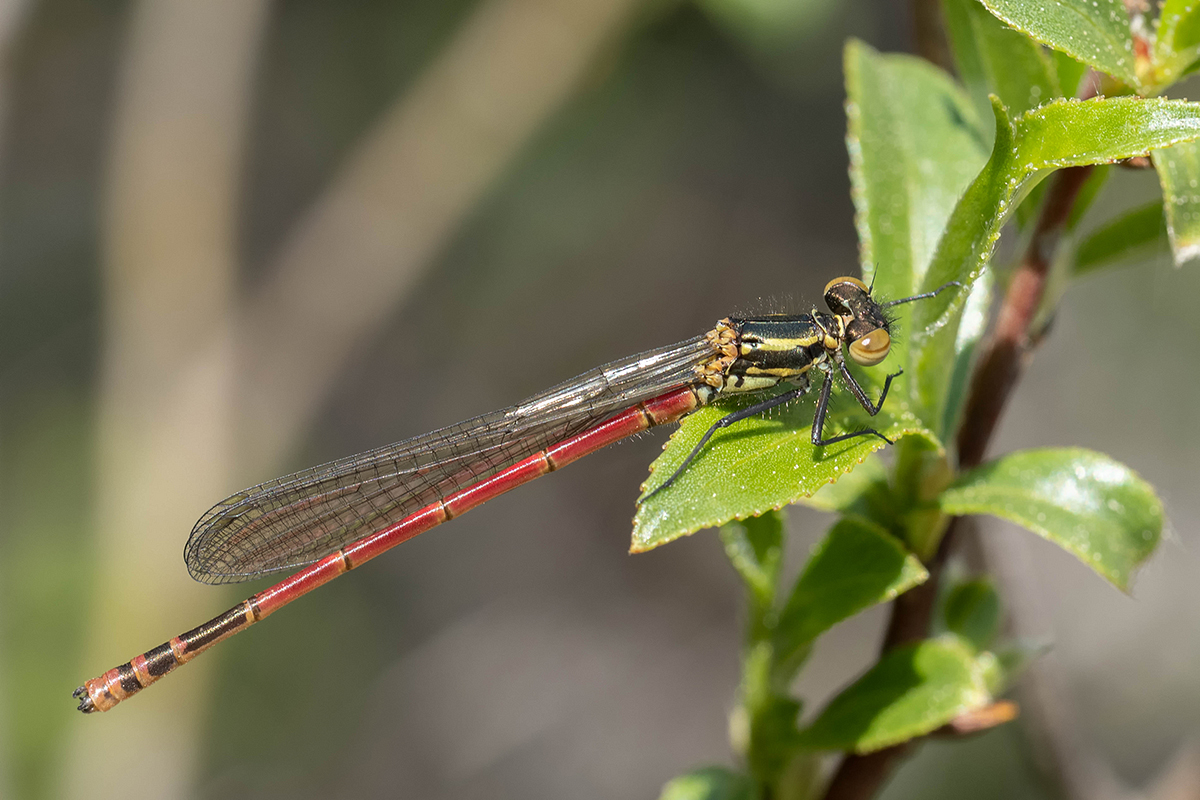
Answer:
641 379 812 501
640 361 900 502
810 361 899 447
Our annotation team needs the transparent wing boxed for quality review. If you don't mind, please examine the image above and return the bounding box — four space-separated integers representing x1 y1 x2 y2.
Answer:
185 335 714 583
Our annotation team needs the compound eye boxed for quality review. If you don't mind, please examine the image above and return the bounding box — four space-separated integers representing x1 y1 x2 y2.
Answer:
848 328 890 366
823 275 869 296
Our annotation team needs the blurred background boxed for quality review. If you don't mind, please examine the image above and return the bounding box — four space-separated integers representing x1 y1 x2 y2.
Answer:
1 0 1197 798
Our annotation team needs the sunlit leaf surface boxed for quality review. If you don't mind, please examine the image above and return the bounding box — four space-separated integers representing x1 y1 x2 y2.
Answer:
636 64 1200 553
629 43 976 550
845 41 989 439
940 447 1163 590
1153 140 1200 265
978 0 1137 88
796 635 992 753
773 517 927 669
632 383 939 551
845 40 987 302
943 0 1058 119
911 95 1200 432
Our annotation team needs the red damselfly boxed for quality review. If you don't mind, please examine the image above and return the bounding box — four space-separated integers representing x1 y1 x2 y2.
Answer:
74 276 957 713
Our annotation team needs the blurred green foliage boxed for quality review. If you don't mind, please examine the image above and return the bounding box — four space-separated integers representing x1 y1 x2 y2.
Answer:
0 1 1196 800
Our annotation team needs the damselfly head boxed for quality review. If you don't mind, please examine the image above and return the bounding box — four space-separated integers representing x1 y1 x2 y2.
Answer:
823 276 893 367
822 275 963 367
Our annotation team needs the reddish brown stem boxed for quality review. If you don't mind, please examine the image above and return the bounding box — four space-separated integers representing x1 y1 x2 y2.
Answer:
910 0 952 72
956 164 1094 468
822 747 910 800
819 522 956 800
820 135 1100 800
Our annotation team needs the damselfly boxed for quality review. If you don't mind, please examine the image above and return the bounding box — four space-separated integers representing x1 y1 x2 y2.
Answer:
74 276 957 713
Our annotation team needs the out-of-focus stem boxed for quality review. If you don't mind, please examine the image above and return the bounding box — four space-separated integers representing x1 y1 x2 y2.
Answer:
62 3 271 799
909 0 951 72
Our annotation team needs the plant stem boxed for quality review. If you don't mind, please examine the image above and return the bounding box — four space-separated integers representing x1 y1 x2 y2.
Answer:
910 0 952 72
955 164 1095 468
818 149 1099 800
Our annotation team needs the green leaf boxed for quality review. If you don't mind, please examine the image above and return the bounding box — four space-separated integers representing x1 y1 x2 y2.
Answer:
943 0 1059 119
1011 98 1200 164
977 0 1137 88
941 0 989 100
720 511 785 612
773 517 927 675
632 384 940 551
1075 200 1168 274
735 641 803 783
1153 0 1200 88
799 453 892 520
910 95 1200 435
658 767 758 800
939 267 993 439
749 696 803 780
845 39 986 481
1153 140 1200 265
629 42 980 551
939 447 1163 590
939 577 1000 651
845 40 987 311
796 635 993 753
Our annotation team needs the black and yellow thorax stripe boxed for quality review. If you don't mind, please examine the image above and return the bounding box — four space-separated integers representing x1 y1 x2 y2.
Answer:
697 313 834 394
